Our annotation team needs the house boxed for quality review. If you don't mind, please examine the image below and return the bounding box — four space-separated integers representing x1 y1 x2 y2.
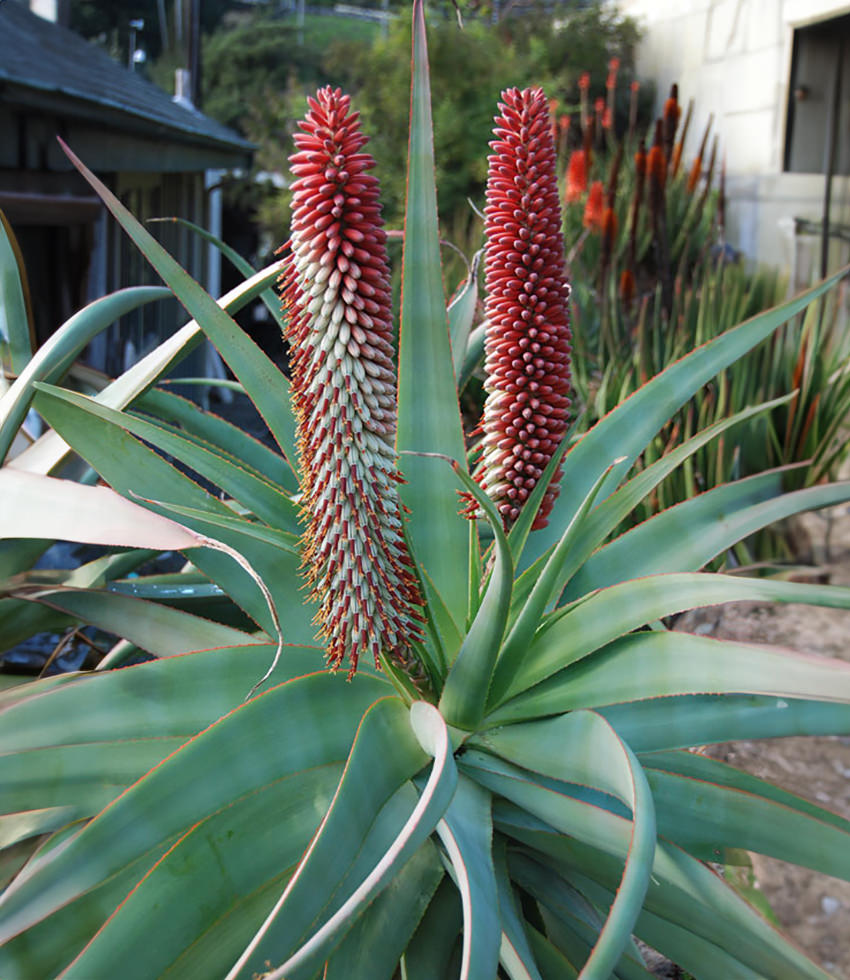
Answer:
617 0 850 287
0 0 253 377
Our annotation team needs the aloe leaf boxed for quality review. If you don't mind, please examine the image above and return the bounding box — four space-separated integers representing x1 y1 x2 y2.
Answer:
0 468 203 552
525 267 849 568
57 141 300 475
33 383 301 534
0 671 384 944
324 840 443 980
435 775 501 980
134 498 298 555
505 429 574 565
0 739 186 817
0 209 33 376
150 216 256 280
563 469 850 601
401 876 463 980
148 216 285 329
490 461 620 706
510 854 651 979
489 630 850 726
12 261 285 477
468 710 655 979
439 459 513 730
458 324 485 394
396 0 469 626
15 587 255 657
0 287 170 463
551 394 794 590
31 386 310 639
564 872 763 980
497 805 831 979
56 766 343 980
236 701 457 980
0 806 83 851
526 925 580 979
492 840 543 980
0 837 176 980
0 647 363 819
0 645 343 755
641 749 850 878
133 386 295 493
225 697 430 976
448 249 482 379
602 694 850 753
498 571 850 706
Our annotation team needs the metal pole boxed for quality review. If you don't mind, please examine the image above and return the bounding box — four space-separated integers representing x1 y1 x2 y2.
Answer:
187 0 201 107
156 0 169 52
820 38 844 279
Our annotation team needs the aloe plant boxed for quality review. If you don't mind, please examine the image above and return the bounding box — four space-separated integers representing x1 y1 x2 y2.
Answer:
2 3 850 978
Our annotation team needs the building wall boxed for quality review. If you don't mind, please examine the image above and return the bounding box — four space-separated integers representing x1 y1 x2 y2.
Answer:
618 0 850 282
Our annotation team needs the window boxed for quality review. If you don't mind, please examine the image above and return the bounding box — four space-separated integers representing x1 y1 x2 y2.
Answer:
784 13 850 175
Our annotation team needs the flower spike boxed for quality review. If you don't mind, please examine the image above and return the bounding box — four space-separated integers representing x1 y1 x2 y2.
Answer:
470 87 572 530
280 86 423 676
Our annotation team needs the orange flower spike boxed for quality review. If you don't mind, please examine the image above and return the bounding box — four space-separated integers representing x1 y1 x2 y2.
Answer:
583 180 605 231
606 57 620 91
662 83 681 165
628 78 640 139
578 70 591 128
647 121 666 191
619 266 636 306
565 148 588 203
601 206 618 268
686 155 702 194
671 98 693 177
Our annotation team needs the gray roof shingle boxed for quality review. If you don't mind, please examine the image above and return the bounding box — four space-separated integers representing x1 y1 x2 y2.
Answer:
0 1 253 155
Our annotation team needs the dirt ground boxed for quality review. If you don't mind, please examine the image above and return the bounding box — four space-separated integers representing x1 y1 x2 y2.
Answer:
675 503 850 979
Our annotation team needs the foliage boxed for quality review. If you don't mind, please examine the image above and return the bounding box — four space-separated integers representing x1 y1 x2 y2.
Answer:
3 2 850 978
326 1 644 223
556 81 850 553
200 11 379 133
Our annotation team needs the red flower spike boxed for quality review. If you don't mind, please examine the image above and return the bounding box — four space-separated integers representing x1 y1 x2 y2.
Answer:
565 148 588 203
471 87 572 531
280 86 423 676
583 180 605 230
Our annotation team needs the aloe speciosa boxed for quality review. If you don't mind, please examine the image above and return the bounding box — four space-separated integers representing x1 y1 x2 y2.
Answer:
2 3 850 978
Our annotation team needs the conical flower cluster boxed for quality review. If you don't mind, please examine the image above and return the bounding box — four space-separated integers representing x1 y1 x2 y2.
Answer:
280 86 422 675
471 87 572 530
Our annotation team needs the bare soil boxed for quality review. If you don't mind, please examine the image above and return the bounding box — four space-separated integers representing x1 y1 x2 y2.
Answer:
675 504 850 979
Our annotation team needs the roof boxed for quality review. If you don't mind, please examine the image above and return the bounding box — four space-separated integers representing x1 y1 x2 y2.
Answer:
0 1 253 158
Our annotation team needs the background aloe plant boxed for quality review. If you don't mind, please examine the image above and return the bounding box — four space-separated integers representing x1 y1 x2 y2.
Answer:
2 2 850 978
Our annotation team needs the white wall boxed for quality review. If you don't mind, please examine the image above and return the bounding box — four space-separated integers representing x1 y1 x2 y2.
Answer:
618 0 850 281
